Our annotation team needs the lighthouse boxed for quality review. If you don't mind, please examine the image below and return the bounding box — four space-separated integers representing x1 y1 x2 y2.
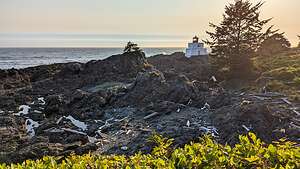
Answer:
185 36 208 58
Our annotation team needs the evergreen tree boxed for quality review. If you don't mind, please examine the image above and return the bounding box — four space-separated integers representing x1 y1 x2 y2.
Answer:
257 33 291 56
205 0 276 78
124 42 141 53
298 35 300 48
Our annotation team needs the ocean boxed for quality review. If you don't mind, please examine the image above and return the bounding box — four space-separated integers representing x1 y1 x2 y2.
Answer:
0 48 185 70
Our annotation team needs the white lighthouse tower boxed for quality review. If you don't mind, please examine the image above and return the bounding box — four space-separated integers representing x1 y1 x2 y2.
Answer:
185 36 208 58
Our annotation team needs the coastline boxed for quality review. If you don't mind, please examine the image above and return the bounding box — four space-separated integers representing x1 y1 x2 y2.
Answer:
0 47 185 70
0 51 298 163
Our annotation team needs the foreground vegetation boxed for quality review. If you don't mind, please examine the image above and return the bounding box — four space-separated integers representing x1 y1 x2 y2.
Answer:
1 133 299 169
254 48 300 100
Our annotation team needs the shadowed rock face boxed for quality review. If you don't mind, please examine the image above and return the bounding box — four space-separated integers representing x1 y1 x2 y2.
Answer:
147 52 210 81
0 51 299 163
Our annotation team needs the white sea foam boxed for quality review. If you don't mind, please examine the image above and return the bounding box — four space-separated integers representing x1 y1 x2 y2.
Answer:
25 119 40 137
14 105 31 116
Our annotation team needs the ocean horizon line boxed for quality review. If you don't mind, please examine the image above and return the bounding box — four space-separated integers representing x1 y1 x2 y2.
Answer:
0 33 206 48
0 47 186 69
0 46 186 49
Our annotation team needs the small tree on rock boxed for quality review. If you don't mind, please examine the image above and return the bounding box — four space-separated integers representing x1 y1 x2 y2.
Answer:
205 0 276 78
124 41 141 53
257 33 291 56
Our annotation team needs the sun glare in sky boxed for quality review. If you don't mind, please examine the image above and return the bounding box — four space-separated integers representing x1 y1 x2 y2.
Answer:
0 0 299 47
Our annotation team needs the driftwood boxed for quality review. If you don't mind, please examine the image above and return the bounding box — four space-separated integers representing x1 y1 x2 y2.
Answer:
97 116 130 134
281 98 292 105
96 131 110 139
139 128 152 132
143 111 159 120
242 125 251 132
292 110 300 116
290 123 300 130
114 116 129 122
113 130 126 136
251 95 271 101
98 123 114 131
61 128 87 135
253 92 285 98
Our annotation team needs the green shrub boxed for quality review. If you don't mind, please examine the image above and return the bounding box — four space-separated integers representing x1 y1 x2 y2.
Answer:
266 80 288 92
293 77 300 86
1 133 299 169
264 67 300 81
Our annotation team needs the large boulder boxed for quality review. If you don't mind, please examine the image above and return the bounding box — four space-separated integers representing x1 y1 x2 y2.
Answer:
211 103 286 145
0 69 31 90
114 68 206 107
115 69 168 107
80 51 149 85
58 63 84 76
167 74 201 104
2 142 64 164
44 95 66 117
148 52 210 81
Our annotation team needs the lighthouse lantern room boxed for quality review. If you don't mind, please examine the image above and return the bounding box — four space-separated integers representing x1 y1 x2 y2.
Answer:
185 36 208 58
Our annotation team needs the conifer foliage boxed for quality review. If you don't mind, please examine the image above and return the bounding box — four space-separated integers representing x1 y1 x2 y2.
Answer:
124 41 141 53
258 33 291 56
205 0 276 78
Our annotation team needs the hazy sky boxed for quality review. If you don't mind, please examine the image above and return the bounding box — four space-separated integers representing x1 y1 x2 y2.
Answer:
0 0 299 47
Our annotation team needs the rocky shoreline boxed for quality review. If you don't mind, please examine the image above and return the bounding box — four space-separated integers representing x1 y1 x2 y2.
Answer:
0 51 299 163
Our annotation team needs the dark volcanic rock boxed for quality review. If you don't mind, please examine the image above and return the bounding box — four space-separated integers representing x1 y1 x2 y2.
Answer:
59 63 84 75
44 95 65 117
74 143 97 154
78 51 148 85
0 69 31 90
148 52 210 81
114 67 206 107
112 68 168 107
211 102 294 145
3 142 64 164
167 74 201 104
0 51 299 163
0 95 17 110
